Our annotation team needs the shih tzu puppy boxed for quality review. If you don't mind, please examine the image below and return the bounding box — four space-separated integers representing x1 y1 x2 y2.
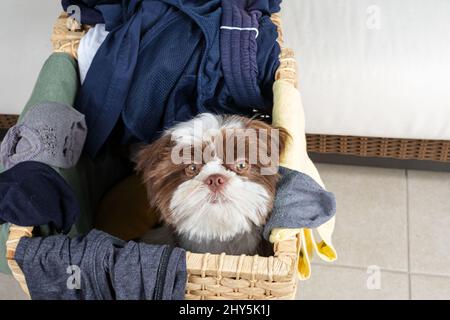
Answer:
136 113 288 255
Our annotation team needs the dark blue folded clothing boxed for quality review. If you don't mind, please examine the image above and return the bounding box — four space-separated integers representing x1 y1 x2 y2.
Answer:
263 167 337 240
15 230 186 300
67 0 281 157
220 0 281 108
0 162 80 233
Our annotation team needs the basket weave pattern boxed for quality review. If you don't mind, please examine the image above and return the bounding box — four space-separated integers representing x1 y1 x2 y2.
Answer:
51 14 90 60
5 13 300 300
306 134 450 162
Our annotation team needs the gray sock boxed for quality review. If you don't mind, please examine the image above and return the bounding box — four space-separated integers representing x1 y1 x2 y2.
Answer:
0 102 87 169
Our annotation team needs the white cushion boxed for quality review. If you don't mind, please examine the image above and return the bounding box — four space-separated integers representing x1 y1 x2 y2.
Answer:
282 0 450 140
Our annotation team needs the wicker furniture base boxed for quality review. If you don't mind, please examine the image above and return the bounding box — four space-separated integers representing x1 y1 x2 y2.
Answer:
307 134 450 162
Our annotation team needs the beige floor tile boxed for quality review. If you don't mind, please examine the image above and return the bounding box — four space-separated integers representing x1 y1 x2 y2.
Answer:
313 164 408 271
0 273 29 300
408 170 450 276
411 274 450 300
296 264 409 300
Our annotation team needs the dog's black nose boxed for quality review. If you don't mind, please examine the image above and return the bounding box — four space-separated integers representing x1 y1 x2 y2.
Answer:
205 174 228 192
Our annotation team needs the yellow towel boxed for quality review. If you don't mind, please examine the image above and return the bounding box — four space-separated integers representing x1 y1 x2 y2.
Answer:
271 79 337 280
95 174 160 241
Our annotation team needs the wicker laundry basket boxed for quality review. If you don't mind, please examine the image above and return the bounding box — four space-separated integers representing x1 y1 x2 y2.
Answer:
5 12 301 300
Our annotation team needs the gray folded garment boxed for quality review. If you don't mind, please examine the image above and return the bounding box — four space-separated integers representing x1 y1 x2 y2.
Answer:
14 229 186 300
0 102 87 170
263 166 336 240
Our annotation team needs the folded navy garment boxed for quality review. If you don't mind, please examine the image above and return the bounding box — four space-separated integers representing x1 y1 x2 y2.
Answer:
263 167 337 240
220 0 281 108
0 162 80 233
15 230 186 300
67 0 281 157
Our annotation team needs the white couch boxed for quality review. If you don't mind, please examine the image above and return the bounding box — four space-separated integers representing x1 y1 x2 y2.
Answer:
282 0 450 141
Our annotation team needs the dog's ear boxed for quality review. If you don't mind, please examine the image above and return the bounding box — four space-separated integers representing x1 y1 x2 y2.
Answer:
135 133 174 182
245 118 291 159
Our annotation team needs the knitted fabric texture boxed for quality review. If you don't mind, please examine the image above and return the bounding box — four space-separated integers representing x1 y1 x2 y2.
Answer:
1 102 87 170
264 166 336 240
15 229 186 300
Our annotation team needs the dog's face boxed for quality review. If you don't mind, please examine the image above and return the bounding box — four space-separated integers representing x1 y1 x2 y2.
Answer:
136 114 288 242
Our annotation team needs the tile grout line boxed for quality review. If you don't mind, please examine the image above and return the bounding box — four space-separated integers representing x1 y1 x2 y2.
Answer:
311 262 409 275
405 169 412 299
312 261 450 279
409 271 450 279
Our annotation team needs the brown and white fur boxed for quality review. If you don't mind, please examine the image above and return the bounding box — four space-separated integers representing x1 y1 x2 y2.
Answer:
135 113 288 255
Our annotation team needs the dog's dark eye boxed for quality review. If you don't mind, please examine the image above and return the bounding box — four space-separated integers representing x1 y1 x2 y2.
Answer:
185 164 199 176
235 160 249 172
